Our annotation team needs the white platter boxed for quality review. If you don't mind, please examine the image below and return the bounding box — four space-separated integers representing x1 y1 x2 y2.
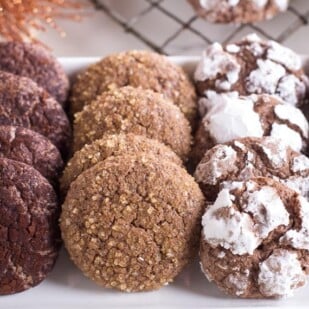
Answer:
1 56 309 309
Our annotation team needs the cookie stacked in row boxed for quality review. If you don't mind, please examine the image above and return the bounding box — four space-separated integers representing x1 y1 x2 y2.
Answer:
192 34 309 298
60 51 205 292
0 42 71 295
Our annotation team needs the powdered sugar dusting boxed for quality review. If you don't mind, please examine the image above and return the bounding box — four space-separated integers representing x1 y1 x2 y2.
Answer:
274 104 309 138
291 155 309 173
259 137 288 169
202 188 260 255
198 90 239 117
280 196 309 250
226 272 250 296
194 145 238 185
270 123 303 152
274 0 289 11
277 75 306 106
194 43 241 91
267 40 301 71
243 185 289 238
202 93 263 144
282 177 309 199
258 249 306 298
246 59 286 94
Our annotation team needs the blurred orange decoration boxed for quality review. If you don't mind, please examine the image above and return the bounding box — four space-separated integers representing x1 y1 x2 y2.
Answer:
0 0 86 42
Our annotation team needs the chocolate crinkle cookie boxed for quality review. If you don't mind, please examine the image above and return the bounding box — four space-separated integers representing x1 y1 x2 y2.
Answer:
0 158 60 295
61 133 182 194
194 136 309 201
200 177 309 298
70 50 197 124
0 41 69 105
73 86 192 161
191 92 308 165
0 71 71 156
194 34 309 108
188 0 289 24
0 126 64 186
61 154 204 292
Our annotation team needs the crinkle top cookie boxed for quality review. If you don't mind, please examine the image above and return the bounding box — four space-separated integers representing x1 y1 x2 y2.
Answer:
194 34 308 107
191 92 308 165
188 0 289 23
200 177 309 298
194 136 309 201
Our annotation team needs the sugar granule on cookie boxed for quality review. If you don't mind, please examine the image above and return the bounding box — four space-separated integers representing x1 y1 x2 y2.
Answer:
61 154 204 292
61 133 182 193
70 50 197 124
73 86 192 160
0 158 60 295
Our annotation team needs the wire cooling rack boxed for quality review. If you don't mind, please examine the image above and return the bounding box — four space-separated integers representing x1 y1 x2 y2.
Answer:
90 0 309 55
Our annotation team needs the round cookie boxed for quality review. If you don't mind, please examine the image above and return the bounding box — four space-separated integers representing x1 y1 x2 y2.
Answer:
70 50 197 124
194 136 309 201
60 154 204 292
188 0 289 24
61 133 182 194
0 126 64 186
191 92 308 165
194 34 309 108
0 71 71 155
0 41 69 105
200 177 309 298
0 158 60 295
73 86 192 160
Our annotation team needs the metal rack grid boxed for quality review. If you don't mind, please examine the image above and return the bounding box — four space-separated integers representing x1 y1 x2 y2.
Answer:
90 0 309 55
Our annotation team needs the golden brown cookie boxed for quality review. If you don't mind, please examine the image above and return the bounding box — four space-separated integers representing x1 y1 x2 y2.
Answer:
200 177 309 298
60 154 204 292
70 50 197 124
61 133 182 194
73 86 192 160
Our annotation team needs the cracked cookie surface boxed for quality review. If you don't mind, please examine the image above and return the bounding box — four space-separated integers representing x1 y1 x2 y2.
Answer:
70 50 197 124
0 158 60 295
200 177 309 298
61 154 204 292
194 136 309 201
61 133 182 194
73 86 192 160
0 41 69 105
0 71 71 155
0 125 63 186
191 93 308 165
194 34 308 108
188 0 289 23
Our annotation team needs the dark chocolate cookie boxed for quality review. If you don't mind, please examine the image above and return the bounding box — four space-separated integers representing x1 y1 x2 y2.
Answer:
0 41 69 105
0 126 64 185
0 158 60 295
0 71 71 155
